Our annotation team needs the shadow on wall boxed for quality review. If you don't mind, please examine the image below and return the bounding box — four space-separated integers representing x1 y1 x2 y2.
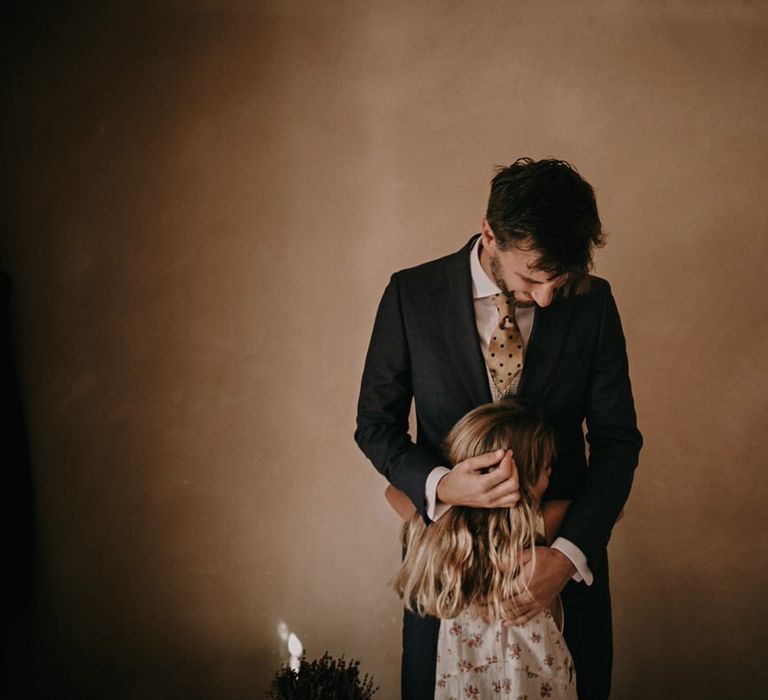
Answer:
0 269 37 689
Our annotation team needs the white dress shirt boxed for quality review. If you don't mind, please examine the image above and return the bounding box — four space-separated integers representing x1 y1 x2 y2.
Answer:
424 236 593 585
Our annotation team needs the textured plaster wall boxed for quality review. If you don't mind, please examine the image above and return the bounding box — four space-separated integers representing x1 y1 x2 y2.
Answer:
1 1 766 697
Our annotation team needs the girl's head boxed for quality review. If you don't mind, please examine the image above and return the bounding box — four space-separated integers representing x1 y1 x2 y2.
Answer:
444 400 555 505
394 400 556 621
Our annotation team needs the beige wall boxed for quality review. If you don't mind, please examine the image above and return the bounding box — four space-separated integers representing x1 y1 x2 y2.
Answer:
1 1 767 697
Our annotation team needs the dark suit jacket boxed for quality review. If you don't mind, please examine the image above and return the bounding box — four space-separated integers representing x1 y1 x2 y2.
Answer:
355 235 642 571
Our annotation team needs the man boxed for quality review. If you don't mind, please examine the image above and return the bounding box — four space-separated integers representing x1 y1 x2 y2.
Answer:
355 158 642 699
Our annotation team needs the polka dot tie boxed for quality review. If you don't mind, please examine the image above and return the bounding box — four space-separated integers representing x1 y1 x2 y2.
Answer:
488 293 525 397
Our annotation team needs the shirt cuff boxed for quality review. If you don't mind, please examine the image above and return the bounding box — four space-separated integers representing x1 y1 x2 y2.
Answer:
551 537 593 586
425 466 453 521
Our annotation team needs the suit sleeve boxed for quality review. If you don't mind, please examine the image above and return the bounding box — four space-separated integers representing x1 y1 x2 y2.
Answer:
354 273 443 516
557 283 642 570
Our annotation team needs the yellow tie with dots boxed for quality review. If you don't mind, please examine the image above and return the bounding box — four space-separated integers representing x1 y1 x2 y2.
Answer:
488 293 525 397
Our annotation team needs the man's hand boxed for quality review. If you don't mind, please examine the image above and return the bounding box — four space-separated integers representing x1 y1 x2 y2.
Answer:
501 547 576 626
436 449 520 508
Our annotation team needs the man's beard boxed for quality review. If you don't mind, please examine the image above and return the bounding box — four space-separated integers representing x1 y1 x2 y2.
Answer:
489 252 535 307
488 252 510 295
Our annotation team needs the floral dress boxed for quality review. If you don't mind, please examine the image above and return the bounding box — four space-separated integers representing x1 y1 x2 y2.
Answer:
434 604 576 699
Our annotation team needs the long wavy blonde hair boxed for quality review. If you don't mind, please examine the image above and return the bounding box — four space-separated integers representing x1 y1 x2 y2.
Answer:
392 400 555 622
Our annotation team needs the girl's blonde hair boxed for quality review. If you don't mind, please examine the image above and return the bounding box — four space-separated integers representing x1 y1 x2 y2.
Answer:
392 400 555 621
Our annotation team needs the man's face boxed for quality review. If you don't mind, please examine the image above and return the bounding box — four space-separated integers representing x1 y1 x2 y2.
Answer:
480 219 566 308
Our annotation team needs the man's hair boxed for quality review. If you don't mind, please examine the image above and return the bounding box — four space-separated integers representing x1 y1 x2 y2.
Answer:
486 157 605 278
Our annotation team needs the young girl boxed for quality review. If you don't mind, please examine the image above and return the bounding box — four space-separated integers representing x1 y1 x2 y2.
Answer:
388 400 577 699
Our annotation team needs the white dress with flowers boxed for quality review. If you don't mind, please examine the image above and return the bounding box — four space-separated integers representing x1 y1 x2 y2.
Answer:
434 605 576 699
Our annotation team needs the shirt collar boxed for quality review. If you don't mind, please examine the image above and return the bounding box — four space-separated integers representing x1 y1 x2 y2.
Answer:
470 235 502 299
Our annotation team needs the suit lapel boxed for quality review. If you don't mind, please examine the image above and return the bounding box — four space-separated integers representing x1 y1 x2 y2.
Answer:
436 236 493 407
433 236 574 406
517 297 574 402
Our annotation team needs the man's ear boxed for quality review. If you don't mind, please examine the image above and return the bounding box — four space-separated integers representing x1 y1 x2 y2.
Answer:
480 218 497 252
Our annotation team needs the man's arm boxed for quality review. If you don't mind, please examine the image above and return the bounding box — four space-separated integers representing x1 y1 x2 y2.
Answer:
541 500 573 546
557 282 642 570
356 274 521 517
501 284 640 624
501 501 626 625
355 274 444 516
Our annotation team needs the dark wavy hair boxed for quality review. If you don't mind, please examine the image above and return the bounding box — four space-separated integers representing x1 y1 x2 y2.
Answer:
486 158 605 280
